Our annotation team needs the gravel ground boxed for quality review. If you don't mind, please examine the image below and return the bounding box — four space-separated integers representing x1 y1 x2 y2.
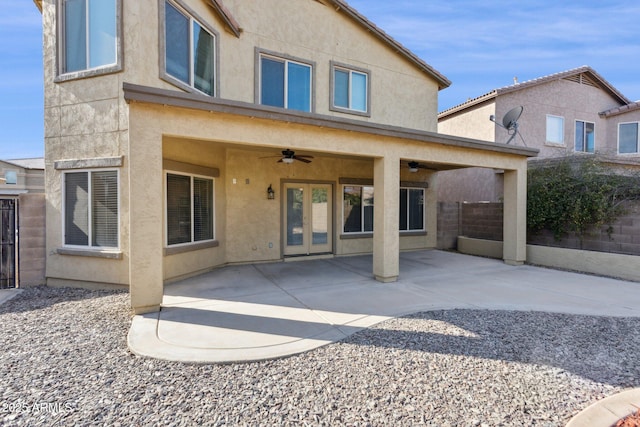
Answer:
1 286 639 427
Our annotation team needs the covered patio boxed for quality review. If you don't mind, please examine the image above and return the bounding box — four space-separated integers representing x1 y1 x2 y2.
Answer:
128 250 640 363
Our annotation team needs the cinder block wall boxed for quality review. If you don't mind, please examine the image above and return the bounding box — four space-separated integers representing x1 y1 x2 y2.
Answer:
460 202 503 241
441 200 640 256
528 201 640 255
437 202 460 249
18 193 46 286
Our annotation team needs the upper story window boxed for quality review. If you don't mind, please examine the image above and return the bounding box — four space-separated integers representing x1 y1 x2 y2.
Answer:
163 0 217 96
58 0 121 79
546 115 564 144
3 171 17 185
575 120 595 153
63 170 119 248
258 51 313 113
619 122 639 154
166 172 215 246
330 62 370 116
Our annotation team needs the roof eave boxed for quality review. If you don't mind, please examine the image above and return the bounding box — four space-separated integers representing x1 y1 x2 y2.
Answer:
33 0 42 13
328 0 451 90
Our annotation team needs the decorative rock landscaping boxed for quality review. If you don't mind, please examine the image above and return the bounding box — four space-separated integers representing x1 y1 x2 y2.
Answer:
1 286 639 426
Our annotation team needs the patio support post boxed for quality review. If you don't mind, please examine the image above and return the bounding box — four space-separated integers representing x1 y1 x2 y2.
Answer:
503 166 527 265
128 113 164 314
373 155 400 282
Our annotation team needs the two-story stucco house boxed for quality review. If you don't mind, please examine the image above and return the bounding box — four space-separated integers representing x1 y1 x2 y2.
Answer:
34 0 536 314
437 66 640 202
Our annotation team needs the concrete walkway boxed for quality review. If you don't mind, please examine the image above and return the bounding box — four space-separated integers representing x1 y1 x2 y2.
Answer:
128 250 640 363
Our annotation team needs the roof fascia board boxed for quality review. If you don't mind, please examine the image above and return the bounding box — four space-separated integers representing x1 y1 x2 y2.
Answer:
123 82 537 158
207 0 241 38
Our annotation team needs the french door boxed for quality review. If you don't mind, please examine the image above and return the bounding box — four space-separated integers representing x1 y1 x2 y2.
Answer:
283 183 332 256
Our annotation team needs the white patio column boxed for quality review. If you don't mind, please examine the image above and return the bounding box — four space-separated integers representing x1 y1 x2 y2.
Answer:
373 154 400 282
128 112 164 314
503 166 527 265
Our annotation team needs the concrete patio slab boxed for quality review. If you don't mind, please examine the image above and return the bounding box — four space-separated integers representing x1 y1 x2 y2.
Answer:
128 250 640 364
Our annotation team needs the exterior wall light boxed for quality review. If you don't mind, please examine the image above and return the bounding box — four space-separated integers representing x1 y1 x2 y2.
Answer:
267 184 275 199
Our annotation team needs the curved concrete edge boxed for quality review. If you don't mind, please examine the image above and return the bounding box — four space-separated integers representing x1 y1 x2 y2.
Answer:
566 388 640 427
127 313 355 364
127 301 640 364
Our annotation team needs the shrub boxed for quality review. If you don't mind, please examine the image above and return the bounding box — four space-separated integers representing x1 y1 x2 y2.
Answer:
527 156 640 244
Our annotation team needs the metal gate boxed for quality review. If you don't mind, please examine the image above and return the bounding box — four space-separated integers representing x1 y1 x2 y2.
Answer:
0 199 17 289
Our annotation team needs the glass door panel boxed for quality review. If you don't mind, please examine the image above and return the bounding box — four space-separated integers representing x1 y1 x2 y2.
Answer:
284 183 332 256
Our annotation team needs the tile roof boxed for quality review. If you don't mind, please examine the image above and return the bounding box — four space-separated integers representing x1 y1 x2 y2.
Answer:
438 66 631 118
599 100 640 118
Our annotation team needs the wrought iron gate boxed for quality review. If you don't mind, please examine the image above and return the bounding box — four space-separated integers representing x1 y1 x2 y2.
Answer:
0 199 17 289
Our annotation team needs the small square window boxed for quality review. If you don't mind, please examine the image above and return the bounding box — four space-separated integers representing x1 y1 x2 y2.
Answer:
4 171 17 185
331 62 370 116
258 51 313 113
546 115 564 144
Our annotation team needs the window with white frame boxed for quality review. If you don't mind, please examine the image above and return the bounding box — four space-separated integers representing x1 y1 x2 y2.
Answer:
343 185 374 233
400 188 424 231
575 120 595 153
331 63 369 114
164 0 216 96
60 0 119 75
63 170 119 248
546 115 564 144
259 53 312 112
166 172 214 246
619 122 639 154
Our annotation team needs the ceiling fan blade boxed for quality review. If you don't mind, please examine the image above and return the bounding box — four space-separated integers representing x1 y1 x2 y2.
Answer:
294 156 312 164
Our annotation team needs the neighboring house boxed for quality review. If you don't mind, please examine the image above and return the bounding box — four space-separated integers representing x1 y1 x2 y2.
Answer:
0 158 46 288
437 66 640 202
34 0 536 314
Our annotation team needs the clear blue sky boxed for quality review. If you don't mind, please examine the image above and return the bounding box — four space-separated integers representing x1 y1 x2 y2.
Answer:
2 1 640 159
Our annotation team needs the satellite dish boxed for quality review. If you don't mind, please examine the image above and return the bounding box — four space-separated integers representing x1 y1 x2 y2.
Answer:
489 106 526 146
502 106 523 130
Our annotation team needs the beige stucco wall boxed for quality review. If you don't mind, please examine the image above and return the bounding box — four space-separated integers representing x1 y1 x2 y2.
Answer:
458 236 640 283
438 102 496 142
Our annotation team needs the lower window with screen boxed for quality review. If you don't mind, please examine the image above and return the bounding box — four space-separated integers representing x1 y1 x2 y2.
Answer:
64 170 119 248
166 173 214 245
